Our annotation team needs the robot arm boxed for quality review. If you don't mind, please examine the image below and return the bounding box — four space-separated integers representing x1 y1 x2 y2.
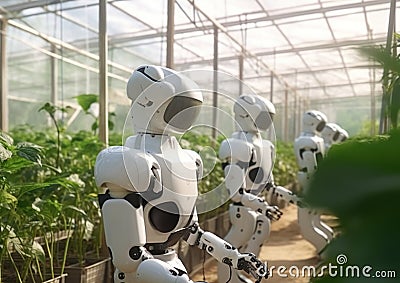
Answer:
224 163 282 221
239 189 282 221
264 182 306 208
99 193 153 275
95 146 161 277
184 222 268 282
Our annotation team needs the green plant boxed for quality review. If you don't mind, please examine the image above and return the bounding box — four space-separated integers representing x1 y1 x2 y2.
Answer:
273 141 298 188
39 103 69 169
0 131 80 282
360 34 400 131
305 129 400 282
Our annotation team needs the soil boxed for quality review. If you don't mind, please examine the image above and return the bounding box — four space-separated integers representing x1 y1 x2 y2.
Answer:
192 205 322 283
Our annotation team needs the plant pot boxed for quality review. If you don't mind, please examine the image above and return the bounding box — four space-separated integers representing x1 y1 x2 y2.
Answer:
28 274 68 283
1 258 67 283
2 273 68 283
62 257 111 283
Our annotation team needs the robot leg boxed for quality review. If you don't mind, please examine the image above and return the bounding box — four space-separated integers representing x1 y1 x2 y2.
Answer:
298 207 329 254
312 213 334 241
217 205 257 283
245 214 271 257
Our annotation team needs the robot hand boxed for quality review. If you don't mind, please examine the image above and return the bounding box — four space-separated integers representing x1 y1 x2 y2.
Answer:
265 205 283 221
235 253 269 282
186 224 268 282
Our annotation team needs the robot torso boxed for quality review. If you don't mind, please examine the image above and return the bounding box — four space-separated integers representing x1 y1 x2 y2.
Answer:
294 133 325 172
221 131 274 194
125 133 201 245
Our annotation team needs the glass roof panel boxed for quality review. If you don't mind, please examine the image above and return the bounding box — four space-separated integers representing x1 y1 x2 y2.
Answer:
261 0 320 15
278 18 333 45
328 12 369 39
1 0 398 134
298 49 343 68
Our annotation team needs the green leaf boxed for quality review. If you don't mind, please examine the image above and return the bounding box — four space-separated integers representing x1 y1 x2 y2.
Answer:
74 94 98 112
39 102 56 116
390 78 400 128
0 144 12 161
16 142 43 166
1 157 33 173
359 45 400 75
0 131 13 146
65 205 87 217
0 190 18 205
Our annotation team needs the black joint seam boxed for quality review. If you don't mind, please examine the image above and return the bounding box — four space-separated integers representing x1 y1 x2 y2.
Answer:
137 67 159 82
129 246 142 260
124 193 142 209
98 193 112 209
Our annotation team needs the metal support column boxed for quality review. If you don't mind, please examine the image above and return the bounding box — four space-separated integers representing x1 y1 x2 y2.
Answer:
0 19 8 132
166 0 174 69
379 0 396 134
99 0 108 145
284 87 289 142
212 24 218 142
50 44 58 106
239 52 244 96
269 71 274 103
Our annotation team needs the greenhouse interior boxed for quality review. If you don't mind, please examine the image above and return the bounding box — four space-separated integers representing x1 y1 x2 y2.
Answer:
0 0 399 283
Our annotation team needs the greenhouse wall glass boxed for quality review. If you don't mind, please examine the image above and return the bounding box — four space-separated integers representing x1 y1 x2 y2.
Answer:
1 0 398 140
1 1 400 283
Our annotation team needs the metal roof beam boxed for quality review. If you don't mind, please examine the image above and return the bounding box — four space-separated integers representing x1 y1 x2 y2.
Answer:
0 0 76 14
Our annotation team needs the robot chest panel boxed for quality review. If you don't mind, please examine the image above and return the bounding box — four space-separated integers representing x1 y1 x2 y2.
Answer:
144 151 198 240
246 143 273 186
295 136 324 161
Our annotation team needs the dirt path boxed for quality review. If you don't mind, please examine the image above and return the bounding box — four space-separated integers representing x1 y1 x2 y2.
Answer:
192 205 321 283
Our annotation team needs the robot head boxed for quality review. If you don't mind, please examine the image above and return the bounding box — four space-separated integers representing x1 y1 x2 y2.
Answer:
302 110 327 134
233 94 275 132
338 126 349 142
321 123 340 145
127 65 203 134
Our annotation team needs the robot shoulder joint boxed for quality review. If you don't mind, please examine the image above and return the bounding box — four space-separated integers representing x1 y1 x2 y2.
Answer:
95 146 161 193
219 138 254 162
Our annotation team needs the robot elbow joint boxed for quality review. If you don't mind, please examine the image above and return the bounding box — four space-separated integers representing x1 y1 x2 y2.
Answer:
113 246 147 274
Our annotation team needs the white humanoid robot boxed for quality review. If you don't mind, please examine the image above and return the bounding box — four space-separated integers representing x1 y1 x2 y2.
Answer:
217 94 283 283
337 126 349 142
94 65 268 283
294 110 334 254
321 123 341 152
322 123 349 152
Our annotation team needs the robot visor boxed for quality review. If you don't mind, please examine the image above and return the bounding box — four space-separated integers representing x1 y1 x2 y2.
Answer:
316 121 326 132
255 111 273 131
164 96 201 131
332 131 340 141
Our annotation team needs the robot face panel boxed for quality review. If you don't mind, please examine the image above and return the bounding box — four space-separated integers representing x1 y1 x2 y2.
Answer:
316 121 326 132
255 111 274 131
234 94 275 132
163 95 202 132
302 110 327 134
321 123 340 145
127 65 203 134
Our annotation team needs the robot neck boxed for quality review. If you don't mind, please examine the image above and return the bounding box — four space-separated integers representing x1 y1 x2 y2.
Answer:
131 133 180 154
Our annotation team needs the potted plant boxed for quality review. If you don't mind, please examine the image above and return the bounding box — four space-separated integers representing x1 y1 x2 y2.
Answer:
37 101 112 283
0 131 69 282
